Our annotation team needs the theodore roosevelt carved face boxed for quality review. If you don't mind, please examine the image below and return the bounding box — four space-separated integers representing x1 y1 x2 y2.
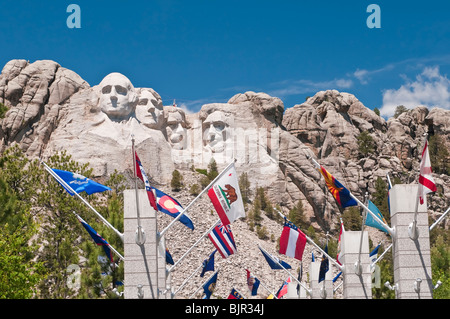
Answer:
165 106 187 150
98 73 138 120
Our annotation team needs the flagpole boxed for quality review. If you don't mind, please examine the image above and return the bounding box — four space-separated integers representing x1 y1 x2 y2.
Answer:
410 133 429 240
159 159 237 239
258 244 312 296
355 192 369 276
172 261 204 297
132 135 146 245
430 206 450 231
40 160 124 242
73 212 124 261
168 219 221 273
306 154 395 237
371 243 393 267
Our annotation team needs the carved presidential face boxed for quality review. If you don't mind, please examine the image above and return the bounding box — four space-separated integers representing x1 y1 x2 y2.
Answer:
203 111 228 153
98 73 138 119
165 108 187 150
135 89 164 129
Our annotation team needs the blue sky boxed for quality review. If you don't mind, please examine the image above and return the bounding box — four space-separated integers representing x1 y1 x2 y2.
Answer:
1 0 450 118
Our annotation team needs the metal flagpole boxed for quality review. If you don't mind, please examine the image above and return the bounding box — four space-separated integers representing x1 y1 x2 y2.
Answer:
168 219 221 273
159 159 236 239
371 243 393 267
258 244 312 296
172 261 204 297
40 160 124 242
355 192 369 275
410 133 429 240
306 154 395 237
132 135 146 245
73 212 124 261
430 206 450 231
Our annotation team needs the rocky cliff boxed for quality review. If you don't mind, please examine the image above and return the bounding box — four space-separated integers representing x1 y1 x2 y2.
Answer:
1 59 449 298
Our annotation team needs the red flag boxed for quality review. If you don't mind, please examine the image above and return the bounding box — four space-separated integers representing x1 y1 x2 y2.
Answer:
418 140 436 204
279 219 307 261
135 152 158 211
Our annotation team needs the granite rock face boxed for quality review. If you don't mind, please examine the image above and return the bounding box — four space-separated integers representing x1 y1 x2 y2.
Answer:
1 60 449 231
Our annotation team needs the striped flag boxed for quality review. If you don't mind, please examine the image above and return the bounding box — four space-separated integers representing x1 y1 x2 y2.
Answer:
418 140 437 204
228 288 245 299
135 152 158 211
279 219 307 261
208 222 237 258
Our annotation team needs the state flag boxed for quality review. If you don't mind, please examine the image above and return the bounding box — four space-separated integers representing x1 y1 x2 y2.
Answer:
207 163 245 226
279 219 307 261
135 152 158 211
152 186 194 230
228 288 245 299
258 245 292 270
318 165 357 208
208 222 237 258
418 140 437 204
50 168 111 195
76 214 114 263
246 269 260 296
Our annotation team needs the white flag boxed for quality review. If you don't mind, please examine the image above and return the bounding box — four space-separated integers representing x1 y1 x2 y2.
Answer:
207 163 245 226
418 140 437 204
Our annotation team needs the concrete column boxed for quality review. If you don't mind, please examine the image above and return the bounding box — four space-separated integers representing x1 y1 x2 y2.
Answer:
309 261 334 299
342 231 372 299
123 189 166 299
389 184 433 299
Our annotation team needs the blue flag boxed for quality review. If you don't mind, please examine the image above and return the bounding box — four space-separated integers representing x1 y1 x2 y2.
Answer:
200 250 216 277
318 244 329 283
366 200 389 233
246 269 260 296
52 168 111 195
76 214 114 262
259 246 291 270
165 248 174 265
152 186 194 230
202 271 218 299
369 243 381 264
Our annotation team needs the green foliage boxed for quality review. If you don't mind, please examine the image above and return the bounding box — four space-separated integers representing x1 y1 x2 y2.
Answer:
170 169 183 191
373 107 380 116
357 131 376 157
394 105 408 118
207 159 219 181
288 200 308 230
428 134 450 175
371 176 391 225
371 244 395 299
189 183 200 196
238 172 251 204
0 145 125 299
430 226 450 299
0 102 8 118
342 207 362 230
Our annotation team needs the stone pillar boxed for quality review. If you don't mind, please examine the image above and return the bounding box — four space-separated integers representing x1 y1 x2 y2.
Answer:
342 231 372 299
389 184 433 299
309 261 334 299
123 189 167 299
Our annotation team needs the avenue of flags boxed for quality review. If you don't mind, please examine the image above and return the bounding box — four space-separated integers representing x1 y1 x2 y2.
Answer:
39 132 441 299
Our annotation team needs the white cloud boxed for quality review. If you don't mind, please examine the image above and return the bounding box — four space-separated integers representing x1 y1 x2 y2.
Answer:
380 66 450 118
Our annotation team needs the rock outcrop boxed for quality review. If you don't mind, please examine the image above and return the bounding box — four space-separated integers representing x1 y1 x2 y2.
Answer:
1 59 449 298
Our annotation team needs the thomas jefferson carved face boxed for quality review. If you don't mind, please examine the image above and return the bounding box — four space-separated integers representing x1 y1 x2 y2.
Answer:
98 73 138 119
135 89 164 129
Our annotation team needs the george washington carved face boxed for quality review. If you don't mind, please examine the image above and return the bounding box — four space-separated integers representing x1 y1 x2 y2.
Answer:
98 73 138 120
